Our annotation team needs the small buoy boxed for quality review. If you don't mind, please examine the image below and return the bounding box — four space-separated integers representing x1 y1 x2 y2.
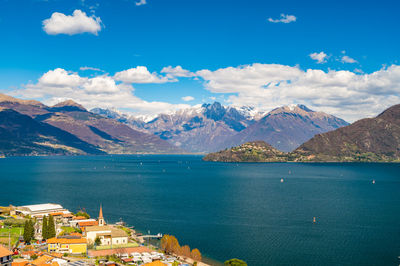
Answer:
313 217 316 223
280 178 284 183
372 180 375 184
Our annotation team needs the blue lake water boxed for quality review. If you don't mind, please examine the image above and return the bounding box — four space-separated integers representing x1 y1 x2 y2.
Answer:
0 155 400 265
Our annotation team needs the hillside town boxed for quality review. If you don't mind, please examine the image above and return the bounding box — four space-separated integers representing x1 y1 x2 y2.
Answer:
0 204 208 266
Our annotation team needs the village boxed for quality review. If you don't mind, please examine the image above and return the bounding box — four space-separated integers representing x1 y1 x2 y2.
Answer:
0 204 207 266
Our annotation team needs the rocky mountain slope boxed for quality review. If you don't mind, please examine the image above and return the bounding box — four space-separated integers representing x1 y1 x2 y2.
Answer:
204 104 400 162
0 108 104 156
295 104 400 161
222 105 349 152
0 93 182 155
93 102 256 153
93 103 348 153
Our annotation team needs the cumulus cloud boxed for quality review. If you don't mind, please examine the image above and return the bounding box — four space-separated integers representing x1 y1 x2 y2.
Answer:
196 63 400 122
310 52 328 64
11 68 189 116
268 14 297 23
135 0 147 6
8 64 400 122
114 66 175 84
341 55 357 64
182 96 194 102
161 66 195 78
43 10 102 35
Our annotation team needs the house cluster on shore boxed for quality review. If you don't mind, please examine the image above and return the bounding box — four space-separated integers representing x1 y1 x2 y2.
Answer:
0 203 202 266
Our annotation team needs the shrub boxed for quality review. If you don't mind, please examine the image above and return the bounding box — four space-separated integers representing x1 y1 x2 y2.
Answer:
224 258 247 266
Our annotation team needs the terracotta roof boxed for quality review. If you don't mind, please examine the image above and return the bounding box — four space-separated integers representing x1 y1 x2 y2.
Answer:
99 205 103 219
78 221 98 227
47 237 87 244
144 261 167 266
73 216 87 220
31 255 54 266
21 251 36 256
12 260 29 266
70 233 82 237
62 213 73 218
85 225 112 232
49 212 63 216
0 245 13 257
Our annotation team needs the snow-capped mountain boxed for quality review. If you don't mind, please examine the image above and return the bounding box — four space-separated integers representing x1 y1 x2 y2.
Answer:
91 102 349 153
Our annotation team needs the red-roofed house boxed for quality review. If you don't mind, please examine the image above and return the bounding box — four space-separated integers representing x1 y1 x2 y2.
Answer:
0 245 13 266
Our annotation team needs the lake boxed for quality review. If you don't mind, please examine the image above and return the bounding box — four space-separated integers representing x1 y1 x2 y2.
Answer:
0 155 399 265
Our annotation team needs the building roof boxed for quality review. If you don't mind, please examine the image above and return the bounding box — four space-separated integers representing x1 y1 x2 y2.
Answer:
47 237 87 244
73 216 87 220
110 228 128 238
19 204 64 212
49 212 64 216
12 260 29 266
144 261 167 266
31 255 54 266
78 221 98 227
99 205 103 219
85 225 112 232
0 245 13 257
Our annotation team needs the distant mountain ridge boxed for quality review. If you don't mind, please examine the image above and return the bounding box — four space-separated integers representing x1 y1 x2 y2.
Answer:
92 102 348 153
0 93 182 156
204 104 400 162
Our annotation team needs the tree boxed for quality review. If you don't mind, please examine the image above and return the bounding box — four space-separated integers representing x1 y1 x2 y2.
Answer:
161 235 181 255
42 216 48 240
180 245 191 258
47 215 56 238
94 237 101 246
191 248 202 262
23 220 31 243
29 220 35 241
224 258 247 266
75 211 90 219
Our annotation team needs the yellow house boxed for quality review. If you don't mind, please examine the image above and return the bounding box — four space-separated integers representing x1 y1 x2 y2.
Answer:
47 236 87 254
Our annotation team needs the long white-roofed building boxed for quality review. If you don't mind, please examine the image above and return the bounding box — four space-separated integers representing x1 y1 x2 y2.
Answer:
13 203 71 217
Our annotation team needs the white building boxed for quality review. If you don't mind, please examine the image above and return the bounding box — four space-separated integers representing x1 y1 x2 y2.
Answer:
13 203 71 218
84 205 128 246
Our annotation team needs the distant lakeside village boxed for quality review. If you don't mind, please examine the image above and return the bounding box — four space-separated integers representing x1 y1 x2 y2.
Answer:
0 204 228 266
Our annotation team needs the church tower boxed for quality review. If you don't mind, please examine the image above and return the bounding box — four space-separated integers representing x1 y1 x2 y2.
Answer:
98 205 105 226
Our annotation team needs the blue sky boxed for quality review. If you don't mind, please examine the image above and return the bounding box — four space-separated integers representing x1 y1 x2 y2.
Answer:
0 0 399 121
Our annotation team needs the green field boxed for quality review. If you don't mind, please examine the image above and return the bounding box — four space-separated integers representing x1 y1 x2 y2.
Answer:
0 227 23 245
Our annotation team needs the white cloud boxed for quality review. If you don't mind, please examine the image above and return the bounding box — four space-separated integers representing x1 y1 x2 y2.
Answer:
310 52 328 64
135 0 147 6
341 55 357 64
196 63 400 122
161 66 195 78
80 66 104 72
43 10 102 35
8 64 400 122
182 96 194 101
114 66 175 84
268 14 297 23
11 68 189 116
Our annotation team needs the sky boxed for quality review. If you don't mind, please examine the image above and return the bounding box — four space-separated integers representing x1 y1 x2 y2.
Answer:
0 0 399 122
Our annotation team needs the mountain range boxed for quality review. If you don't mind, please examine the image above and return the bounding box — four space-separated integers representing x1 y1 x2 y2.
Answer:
0 93 351 156
204 104 400 162
0 93 182 156
92 102 349 153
